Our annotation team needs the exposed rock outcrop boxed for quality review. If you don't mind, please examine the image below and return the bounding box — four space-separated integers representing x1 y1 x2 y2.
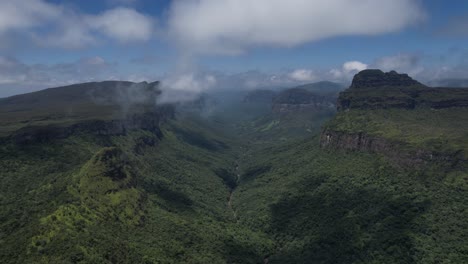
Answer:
9 105 174 145
320 129 465 168
321 69 468 168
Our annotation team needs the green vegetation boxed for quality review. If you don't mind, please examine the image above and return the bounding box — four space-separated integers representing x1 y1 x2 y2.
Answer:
234 135 467 263
326 108 468 156
1 78 467 263
236 110 335 141
0 116 275 263
0 81 162 136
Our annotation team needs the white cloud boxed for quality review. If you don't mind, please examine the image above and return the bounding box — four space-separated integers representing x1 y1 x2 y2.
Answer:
0 0 155 49
158 72 218 103
330 61 368 81
0 0 60 34
32 16 97 49
343 61 368 73
165 73 217 92
168 0 425 54
289 69 317 82
87 8 155 43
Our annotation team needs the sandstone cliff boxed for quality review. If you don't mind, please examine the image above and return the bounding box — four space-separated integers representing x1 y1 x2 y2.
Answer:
321 69 468 168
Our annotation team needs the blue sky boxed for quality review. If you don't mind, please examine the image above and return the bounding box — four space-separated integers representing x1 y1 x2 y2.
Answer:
0 0 467 96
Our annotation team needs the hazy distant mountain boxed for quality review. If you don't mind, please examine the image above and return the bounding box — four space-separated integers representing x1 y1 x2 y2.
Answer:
293 81 345 95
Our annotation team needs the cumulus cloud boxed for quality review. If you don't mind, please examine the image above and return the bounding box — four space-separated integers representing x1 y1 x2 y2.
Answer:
158 72 218 103
168 0 425 54
0 0 430 97
330 61 368 81
0 0 155 49
87 8 154 43
32 17 97 49
165 73 217 92
0 0 60 34
289 69 317 82
343 61 368 73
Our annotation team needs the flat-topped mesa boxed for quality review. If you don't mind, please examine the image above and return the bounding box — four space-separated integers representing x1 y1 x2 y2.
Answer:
350 69 424 89
323 70 468 168
0 80 175 144
338 69 468 111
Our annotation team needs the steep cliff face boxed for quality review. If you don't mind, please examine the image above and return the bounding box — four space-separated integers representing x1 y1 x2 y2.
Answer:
320 129 464 168
9 106 174 145
321 70 468 168
0 81 175 145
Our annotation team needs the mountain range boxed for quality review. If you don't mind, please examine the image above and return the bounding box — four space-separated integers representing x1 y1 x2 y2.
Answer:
0 70 467 263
